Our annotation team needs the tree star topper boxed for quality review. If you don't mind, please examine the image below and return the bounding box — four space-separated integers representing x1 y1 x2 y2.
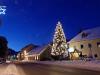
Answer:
0 6 6 15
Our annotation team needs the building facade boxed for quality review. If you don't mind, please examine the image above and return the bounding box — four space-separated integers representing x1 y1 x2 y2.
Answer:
27 44 51 61
17 44 51 61
68 27 100 60
17 44 37 61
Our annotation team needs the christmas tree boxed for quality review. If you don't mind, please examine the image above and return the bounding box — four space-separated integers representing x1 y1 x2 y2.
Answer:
51 21 68 59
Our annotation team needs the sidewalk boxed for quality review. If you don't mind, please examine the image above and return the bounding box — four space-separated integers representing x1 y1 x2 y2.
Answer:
35 60 100 72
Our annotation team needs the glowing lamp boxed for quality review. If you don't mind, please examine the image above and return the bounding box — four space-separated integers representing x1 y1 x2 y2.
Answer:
68 47 74 52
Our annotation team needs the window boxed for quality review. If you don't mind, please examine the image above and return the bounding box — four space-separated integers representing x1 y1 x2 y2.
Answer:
81 32 88 38
94 54 98 58
80 45 83 49
97 42 100 48
88 43 92 48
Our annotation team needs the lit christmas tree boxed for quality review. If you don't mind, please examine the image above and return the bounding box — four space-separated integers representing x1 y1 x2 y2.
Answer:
51 21 68 59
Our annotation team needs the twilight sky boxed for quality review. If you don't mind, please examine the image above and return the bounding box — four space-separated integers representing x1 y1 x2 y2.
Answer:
0 0 100 51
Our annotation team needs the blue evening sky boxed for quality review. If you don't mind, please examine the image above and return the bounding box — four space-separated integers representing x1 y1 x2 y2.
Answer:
0 0 100 51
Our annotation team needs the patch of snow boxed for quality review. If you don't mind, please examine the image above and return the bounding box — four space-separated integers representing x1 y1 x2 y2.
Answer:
28 45 48 55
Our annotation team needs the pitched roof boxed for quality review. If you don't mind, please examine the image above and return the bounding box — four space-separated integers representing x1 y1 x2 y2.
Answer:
20 44 38 52
69 27 100 43
28 44 50 55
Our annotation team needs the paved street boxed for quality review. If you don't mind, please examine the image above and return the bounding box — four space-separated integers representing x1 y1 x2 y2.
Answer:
0 62 100 75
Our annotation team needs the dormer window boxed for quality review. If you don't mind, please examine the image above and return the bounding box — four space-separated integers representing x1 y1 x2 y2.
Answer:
81 32 88 38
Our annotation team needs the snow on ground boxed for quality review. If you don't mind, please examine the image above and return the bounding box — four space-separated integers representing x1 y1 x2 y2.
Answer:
35 60 100 72
0 64 26 75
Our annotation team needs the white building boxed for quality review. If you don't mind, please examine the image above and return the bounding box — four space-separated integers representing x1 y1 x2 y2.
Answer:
68 27 100 59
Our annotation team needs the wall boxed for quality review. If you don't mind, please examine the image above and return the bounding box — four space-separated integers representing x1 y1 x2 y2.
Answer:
69 38 100 59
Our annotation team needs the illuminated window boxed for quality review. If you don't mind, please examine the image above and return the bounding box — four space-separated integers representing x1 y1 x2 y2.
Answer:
37 56 39 60
68 47 74 52
73 53 79 58
97 42 100 48
35 56 37 60
24 50 27 55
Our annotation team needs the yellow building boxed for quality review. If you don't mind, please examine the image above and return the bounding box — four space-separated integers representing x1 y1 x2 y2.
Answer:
68 27 100 60
27 44 51 61
17 44 37 61
17 44 52 61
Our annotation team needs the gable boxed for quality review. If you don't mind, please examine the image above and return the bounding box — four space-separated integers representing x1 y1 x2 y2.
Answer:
69 27 100 43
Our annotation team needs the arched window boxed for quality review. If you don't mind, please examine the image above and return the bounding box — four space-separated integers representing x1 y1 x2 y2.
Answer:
80 44 84 49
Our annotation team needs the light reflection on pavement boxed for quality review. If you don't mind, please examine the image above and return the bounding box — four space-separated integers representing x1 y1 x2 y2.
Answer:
0 63 100 75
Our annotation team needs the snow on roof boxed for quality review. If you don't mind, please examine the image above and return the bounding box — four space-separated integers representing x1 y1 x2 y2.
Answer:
69 27 100 43
21 44 37 51
28 44 49 55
